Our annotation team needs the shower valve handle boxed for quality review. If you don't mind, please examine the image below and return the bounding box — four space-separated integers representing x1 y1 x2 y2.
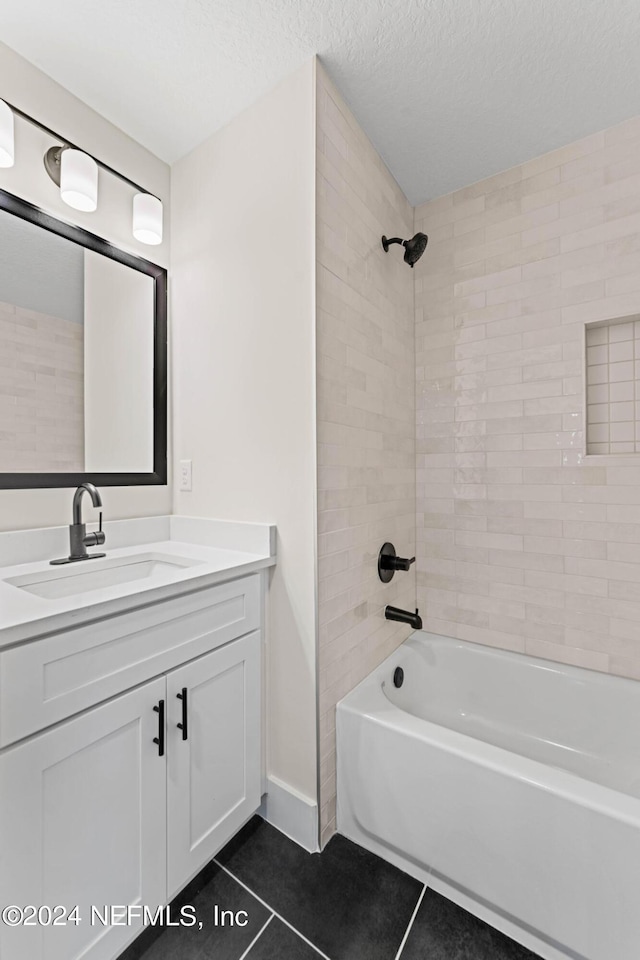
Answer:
378 542 415 582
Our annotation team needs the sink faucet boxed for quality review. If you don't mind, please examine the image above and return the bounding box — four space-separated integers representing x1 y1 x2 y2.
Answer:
50 483 107 565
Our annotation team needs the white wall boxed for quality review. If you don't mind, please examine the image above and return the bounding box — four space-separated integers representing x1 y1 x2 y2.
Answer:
171 61 318 805
0 42 170 528
84 252 154 473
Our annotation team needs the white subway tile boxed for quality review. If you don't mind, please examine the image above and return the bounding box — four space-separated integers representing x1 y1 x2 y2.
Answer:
317 68 415 840
609 321 635 341
611 421 634 442
609 340 634 362
608 380 633 402
609 360 634 382
612 405 636 429
608 441 636 454
585 325 608 345
415 106 640 708
587 404 609 424
585 363 608 385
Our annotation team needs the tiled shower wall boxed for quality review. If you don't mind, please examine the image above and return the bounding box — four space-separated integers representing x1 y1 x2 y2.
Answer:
585 319 640 455
0 301 84 472
414 114 640 681
316 64 415 845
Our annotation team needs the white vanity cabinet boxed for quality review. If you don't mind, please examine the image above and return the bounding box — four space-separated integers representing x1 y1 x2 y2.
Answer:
0 678 167 960
167 631 261 897
0 573 263 960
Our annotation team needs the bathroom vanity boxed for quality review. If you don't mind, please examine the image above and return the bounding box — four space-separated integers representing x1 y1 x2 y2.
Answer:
0 515 275 960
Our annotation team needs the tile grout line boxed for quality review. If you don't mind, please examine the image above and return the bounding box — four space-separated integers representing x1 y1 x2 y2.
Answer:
214 859 333 960
237 913 274 960
393 883 427 960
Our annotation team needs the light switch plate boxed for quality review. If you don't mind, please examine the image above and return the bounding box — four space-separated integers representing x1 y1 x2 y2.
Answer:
179 459 192 491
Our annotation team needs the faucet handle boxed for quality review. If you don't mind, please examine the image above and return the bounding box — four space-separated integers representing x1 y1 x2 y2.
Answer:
94 511 106 546
378 543 415 581
84 512 106 547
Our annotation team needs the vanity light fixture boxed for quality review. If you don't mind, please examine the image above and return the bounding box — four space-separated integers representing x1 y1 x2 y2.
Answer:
2 97 163 245
44 145 98 213
0 99 15 168
61 148 98 212
133 192 163 245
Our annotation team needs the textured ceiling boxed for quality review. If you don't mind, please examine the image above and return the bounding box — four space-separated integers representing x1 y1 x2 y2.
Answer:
2 0 640 204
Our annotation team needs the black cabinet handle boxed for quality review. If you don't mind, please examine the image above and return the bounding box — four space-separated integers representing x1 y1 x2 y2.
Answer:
153 699 165 757
177 687 188 741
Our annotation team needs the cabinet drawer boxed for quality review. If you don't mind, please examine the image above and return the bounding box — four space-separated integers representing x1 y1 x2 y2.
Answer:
0 574 260 747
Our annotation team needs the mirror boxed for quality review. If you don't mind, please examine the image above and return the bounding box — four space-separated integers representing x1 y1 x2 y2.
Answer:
0 188 167 489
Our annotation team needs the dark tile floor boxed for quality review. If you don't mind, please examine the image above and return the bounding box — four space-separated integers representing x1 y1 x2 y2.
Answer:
121 816 541 960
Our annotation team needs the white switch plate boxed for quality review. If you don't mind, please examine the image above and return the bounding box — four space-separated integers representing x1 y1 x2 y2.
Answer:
179 459 192 491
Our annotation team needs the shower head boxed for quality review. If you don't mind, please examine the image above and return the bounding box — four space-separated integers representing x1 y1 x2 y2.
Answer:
403 232 428 266
381 232 429 268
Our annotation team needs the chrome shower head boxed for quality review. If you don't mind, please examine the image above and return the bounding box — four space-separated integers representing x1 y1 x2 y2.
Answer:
381 232 429 268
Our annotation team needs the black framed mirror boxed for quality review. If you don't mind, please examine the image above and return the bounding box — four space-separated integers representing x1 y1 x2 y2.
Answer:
0 187 167 489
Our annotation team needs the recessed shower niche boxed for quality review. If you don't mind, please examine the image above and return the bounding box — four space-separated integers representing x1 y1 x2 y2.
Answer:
585 316 640 455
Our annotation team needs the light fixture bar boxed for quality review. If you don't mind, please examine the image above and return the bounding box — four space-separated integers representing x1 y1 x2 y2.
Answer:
2 98 160 202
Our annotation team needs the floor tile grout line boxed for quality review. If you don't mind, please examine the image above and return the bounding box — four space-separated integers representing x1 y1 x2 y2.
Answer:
214 859 333 960
237 913 274 960
393 883 427 960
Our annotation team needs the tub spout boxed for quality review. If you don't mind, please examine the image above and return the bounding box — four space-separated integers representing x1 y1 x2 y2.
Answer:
385 605 422 630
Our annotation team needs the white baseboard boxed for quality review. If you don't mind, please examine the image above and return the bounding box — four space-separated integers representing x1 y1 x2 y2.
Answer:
259 775 319 853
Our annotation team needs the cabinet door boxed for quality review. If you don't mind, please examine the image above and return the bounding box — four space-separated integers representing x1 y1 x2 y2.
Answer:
167 631 261 897
0 678 167 960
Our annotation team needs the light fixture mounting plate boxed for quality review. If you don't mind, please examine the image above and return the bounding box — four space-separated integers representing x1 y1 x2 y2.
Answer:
43 145 65 187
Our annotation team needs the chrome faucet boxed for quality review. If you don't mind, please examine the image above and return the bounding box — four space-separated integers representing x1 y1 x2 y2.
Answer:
50 483 107 565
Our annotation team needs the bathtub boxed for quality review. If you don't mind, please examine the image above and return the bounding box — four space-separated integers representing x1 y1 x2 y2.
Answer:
336 631 640 960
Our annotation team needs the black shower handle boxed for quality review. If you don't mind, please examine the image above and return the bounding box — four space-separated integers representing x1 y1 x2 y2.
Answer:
378 543 416 582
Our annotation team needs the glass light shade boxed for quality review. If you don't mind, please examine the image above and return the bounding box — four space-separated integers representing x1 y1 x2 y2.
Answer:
60 149 98 212
0 100 15 168
133 193 163 245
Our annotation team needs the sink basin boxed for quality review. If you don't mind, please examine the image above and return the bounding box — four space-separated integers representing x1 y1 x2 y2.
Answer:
5 553 202 599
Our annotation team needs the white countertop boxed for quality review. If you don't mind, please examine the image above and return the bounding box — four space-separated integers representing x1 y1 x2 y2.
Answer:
0 515 276 649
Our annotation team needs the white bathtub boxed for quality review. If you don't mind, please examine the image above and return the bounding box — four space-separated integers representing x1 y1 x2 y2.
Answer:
336 631 640 960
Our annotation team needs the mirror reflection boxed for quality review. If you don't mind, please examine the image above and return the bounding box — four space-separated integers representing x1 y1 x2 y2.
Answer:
0 208 155 475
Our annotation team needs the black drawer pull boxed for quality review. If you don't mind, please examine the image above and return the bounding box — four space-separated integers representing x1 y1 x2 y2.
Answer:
177 688 188 741
153 699 165 757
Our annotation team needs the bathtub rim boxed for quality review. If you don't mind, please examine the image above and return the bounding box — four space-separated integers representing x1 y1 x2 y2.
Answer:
337 630 640 826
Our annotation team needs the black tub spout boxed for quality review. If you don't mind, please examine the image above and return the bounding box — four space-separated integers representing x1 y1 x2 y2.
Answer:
385 606 422 630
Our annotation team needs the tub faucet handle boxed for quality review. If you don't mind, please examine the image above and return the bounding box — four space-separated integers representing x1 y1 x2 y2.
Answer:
378 542 416 582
